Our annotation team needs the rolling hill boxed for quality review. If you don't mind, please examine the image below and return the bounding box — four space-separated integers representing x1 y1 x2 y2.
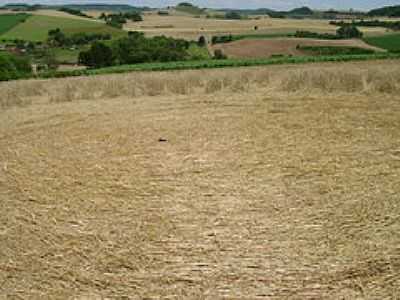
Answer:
174 2 205 15
368 5 400 17
219 6 314 18
0 3 150 12
0 14 125 41
0 13 31 35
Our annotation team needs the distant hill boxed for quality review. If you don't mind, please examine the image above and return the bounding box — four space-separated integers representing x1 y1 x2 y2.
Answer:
368 5 400 17
0 3 40 11
218 6 314 18
0 3 151 12
288 6 313 15
61 4 151 12
220 8 275 15
175 2 205 15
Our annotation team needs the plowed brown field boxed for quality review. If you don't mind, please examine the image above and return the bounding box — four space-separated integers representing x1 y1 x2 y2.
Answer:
212 38 386 59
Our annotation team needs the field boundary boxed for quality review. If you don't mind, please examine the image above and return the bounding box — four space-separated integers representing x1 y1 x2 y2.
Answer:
37 53 400 80
1 53 400 82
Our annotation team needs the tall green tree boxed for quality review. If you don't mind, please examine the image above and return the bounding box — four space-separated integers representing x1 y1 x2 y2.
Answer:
78 42 114 68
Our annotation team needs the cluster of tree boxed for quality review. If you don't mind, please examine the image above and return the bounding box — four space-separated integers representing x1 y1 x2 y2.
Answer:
59 7 92 18
368 5 400 17
295 25 363 40
79 32 190 68
0 52 32 81
99 12 143 29
330 20 400 31
336 24 363 38
48 29 111 47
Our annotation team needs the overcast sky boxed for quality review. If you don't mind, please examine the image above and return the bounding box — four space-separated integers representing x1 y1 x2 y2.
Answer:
1 0 399 10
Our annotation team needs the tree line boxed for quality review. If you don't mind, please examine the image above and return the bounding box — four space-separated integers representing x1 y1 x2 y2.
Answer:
295 24 363 39
59 7 92 18
78 32 191 68
330 20 400 31
47 29 112 47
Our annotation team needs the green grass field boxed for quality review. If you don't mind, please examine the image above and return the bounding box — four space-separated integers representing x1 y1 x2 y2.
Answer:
0 13 31 36
364 33 400 52
51 47 87 64
0 15 126 41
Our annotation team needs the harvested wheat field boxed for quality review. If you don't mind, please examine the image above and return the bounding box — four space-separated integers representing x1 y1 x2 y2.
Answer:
124 14 337 40
122 14 388 40
212 38 386 59
1 60 400 299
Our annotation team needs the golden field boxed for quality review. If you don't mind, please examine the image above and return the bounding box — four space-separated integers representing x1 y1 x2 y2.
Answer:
1 9 394 41
1 60 400 298
123 13 390 40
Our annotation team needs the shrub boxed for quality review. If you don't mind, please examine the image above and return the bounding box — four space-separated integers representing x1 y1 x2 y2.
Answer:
214 49 227 59
47 28 68 47
0 53 31 81
106 19 123 29
198 36 206 46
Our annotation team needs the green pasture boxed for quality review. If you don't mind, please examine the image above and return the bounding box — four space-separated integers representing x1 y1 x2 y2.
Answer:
1 15 125 41
364 33 400 52
0 13 31 36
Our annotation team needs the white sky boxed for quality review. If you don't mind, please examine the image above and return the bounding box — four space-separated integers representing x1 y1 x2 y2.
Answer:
0 0 399 10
